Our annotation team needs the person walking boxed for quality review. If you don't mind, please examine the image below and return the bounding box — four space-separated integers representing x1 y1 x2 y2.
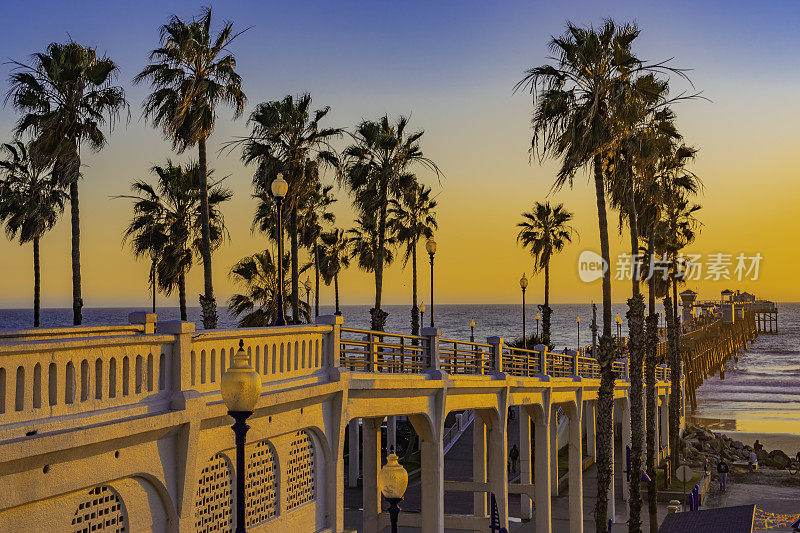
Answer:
749 450 758 472
717 459 729 492
509 444 520 473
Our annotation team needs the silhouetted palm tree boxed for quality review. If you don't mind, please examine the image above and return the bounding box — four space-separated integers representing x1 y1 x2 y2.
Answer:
0 141 67 326
233 93 341 324
319 229 351 316
135 7 245 329
121 161 231 320
388 183 438 337
300 178 336 318
342 115 440 330
8 41 127 325
347 214 395 296
516 202 575 347
228 250 310 327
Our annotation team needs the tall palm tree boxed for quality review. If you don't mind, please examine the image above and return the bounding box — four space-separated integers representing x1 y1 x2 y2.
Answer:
120 161 231 320
0 141 67 327
388 182 438 337
348 213 395 290
516 202 575 347
300 178 337 318
234 94 341 325
319 229 351 315
342 115 440 331
135 7 246 329
514 21 687 529
8 41 127 325
228 250 310 327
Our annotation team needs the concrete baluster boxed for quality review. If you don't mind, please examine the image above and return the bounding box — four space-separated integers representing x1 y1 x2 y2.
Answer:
535 344 548 377
421 327 441 372
487 336 504 374
316 315 343 367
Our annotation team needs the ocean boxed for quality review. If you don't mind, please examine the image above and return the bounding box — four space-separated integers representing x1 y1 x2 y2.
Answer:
2 302 798 451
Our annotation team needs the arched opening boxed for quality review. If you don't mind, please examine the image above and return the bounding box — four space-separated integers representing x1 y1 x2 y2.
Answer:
33 363 42 408
65 362 76 404
95 359 103 400
80 360 90 402
195 454 233 532
109 358 117 398
135 355 143 394
200 350 207 385
286 430 316 509
158 354 166 391
210 350 216 383
147 354 154 392
15 366 25 411
246 440 278 526
48 363 57 406
122 356 130 396
190 351 196 387
71 485 126 532
0 368 5 413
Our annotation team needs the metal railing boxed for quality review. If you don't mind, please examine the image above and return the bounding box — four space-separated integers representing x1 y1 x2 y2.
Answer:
339 328 429 372
439 339 493 375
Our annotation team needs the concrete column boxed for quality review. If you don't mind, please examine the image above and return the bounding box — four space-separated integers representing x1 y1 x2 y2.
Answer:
473 414 487 520
487 408 509 529
387 415 397 452
568 399 584 533
550 407 559 496
519 407 533 520
621 398 632 506
348 418 360 488
487 336 505 374
155 320 195 408
316 314 343 367
362 417 383 533
585 400 596 462
413 416 444 533
421 327 441 371
533 404 552 533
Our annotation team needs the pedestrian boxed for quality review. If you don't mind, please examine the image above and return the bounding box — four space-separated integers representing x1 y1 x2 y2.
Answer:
717 459 729 491
749 450 758 472
754 439 763 452
509 444 519 473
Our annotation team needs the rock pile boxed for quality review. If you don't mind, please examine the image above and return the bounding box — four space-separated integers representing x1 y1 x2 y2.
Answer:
680 424 793 470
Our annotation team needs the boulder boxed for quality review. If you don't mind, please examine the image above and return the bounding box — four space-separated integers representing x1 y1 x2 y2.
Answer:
732 441 744 450
756 449 768 463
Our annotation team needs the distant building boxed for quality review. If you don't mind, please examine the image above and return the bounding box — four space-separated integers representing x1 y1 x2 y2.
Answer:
659 505 755 533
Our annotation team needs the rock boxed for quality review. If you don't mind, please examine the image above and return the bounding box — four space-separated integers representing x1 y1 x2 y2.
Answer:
767 450 790 468
756 449 768 462
732 441 744 450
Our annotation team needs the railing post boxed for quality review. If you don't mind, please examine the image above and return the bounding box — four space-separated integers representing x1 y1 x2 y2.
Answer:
487 336 504 374
421 327 441 371
155 320 195 408
129 311 157 334
367 332 377 372
316 315 343 368
534 344 548 377
572 350 580 377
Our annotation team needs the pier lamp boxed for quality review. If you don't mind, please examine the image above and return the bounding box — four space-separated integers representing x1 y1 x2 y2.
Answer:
535 311 541 337
615 313 622 338
470 318 476 343
379 447 409 533
221 340 263 533
520 274 529 348
576 316 581 349
426 238 437 327
304 275 312 319
271 173 289 326
420 302 426 327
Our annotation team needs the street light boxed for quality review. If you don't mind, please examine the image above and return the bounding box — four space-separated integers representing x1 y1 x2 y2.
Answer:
271 174 289 326
470 318 476 343
576 316 581 349
426 237 437 327
379 447 409 533
535 311 541 338
221 340 263 533
615 313 622 338
420 302 426 328
520 273 528 348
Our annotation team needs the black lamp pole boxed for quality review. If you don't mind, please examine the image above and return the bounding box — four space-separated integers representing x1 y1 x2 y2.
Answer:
522 286 527 349
428 252 435 327
387 497 402 533
274 196 286 326
229 410 253 533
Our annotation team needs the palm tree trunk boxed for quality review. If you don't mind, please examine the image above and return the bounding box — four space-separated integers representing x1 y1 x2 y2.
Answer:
178 271 187 322
645 230 659 532
371 186 389 331
669 242 682 471
334 272 341 315
197 137 217 329
626 182 645 532
33 236 40 327
411 238 419 339
151 259 157 314
290 207 300 324
314 242 320 318
69 178 82 325
592 154 615 533
542 261 551 346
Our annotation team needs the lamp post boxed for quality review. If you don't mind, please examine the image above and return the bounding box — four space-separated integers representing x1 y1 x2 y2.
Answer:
426 238 437 327
304 275 311 321
379 447 409 533
535 312 541 338
271 174 289 326
470 318 476 343
420 302 426 328
221 340 263 533
615 313 622 338
520 273 528 348
576 316 581 349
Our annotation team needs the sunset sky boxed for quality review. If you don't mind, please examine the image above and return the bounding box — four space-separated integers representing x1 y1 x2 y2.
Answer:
0 0 798 310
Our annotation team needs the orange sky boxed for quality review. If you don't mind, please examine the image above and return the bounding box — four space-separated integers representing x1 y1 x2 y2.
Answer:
1 2 799 309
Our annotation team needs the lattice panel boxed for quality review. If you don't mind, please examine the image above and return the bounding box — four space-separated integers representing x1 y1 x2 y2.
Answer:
195 453 233 532
71 485 126 533
286 430 316 509
246 440 278 526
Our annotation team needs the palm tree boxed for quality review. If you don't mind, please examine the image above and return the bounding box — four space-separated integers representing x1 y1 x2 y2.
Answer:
348 214 395 291
516 202 575 347
319 229 351 315
134 7 246 329
8 41 127 325
514 21 688 530
120 161 231 320
388 182 438 337
342 115 440 331
228 250 310 327
300 178 337 319
0 141 67 327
